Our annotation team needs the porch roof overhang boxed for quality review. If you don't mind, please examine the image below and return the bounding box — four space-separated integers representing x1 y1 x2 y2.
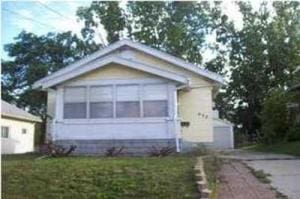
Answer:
33 55 189 89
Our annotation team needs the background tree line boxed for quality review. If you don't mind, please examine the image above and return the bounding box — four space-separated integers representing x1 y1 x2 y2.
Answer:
2 1 300 145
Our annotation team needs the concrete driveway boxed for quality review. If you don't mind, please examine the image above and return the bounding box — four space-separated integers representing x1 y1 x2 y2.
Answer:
220 150 300 199
245 160 300 199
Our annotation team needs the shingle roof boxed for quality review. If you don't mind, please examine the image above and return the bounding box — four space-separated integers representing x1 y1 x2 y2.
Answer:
1 100 42 122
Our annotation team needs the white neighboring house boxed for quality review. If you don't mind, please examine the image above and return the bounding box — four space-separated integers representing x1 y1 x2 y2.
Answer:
1 100 42 154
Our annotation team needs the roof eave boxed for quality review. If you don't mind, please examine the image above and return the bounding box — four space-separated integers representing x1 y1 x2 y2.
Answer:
33 39 225 88
2 113 42 123
40 56 189 89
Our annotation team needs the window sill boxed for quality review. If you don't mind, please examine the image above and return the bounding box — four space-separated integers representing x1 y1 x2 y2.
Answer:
59 117 173 125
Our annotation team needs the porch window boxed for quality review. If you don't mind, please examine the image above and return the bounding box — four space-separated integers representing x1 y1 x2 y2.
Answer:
90 86 113 118
63 87 87 119
62 83 170 119
116 85 140 118
143 84 168 117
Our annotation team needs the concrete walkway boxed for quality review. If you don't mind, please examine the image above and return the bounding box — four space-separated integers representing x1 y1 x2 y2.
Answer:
220 150 300 199
246 160 300 199
217 161 277 199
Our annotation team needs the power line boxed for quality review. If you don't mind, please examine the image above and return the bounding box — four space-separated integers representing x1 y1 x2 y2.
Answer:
36 1 107 46
36 1 73 21
3 7 61 31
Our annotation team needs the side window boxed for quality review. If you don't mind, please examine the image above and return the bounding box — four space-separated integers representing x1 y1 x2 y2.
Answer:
22 128 27 134
1 126 9 138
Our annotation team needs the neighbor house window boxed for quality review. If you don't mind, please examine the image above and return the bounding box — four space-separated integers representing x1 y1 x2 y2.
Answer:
22 128 27 134
143 84 168 117
64 87 87 119
90 86 113 118
116 85 140 118
1 126 9 138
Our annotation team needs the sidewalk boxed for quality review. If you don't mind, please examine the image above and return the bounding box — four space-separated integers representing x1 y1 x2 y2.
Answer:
217 161 277 199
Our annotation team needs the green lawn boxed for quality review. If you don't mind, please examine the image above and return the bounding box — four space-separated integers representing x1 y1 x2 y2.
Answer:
2 155 198 199
246 141 300 156
203 156 223 199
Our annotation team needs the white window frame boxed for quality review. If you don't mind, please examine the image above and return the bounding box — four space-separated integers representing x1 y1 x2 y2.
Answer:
59 79 175 122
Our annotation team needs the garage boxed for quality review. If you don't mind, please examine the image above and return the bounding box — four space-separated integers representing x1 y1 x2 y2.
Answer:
212 118 234 149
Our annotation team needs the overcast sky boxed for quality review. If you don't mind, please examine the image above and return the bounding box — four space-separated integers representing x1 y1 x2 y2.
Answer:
1 1 264 61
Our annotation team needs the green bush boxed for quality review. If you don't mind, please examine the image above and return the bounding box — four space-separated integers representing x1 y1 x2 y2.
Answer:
260 89 291 144
286 124 300 142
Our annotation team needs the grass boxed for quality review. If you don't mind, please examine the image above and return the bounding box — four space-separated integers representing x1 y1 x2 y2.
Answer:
248 168 271 184
203 156 223 199
245 140 300 156
2 154 198 199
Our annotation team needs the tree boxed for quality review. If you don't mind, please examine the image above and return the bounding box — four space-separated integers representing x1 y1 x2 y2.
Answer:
215 2 300 141
77 1 224 66
2 31 99 141
77 1 126 43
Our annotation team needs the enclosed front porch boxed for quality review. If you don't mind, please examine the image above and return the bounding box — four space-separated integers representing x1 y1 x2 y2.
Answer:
47 76 186 155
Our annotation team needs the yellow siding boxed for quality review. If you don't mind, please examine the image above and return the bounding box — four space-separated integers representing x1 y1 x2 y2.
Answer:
133 50 212 86
73 63 158 81
178 87 213 142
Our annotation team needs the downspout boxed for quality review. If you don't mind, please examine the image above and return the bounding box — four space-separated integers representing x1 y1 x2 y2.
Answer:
174 89 180 152
174 79 190 152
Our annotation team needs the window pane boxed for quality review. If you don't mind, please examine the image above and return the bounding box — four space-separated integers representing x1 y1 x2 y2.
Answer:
144 100 168 117
1 126 9 138
90 86 113 102
117 85 139 101
64 103 87 119
116 102 140 118
143 84 168 100
90 102 113 118
64 87 86 103
22 129 27 134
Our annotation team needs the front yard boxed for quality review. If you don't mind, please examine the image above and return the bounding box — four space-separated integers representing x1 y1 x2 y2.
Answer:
2 155 198 199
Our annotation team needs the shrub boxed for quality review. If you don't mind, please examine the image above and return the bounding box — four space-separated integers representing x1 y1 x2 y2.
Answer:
260 89 291 144
105 146 125 157
148 146 175 157
286 123 300 142
40 141 76 157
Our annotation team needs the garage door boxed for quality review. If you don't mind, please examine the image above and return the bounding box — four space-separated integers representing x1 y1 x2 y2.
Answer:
213 126 233 149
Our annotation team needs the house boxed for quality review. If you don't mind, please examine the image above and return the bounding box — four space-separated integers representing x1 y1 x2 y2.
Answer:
1 100 41 154
33 39 231 155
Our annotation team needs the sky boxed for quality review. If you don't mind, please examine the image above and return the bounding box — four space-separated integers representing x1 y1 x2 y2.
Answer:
1 1 257 61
